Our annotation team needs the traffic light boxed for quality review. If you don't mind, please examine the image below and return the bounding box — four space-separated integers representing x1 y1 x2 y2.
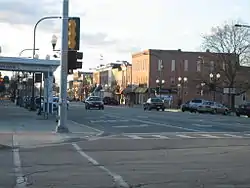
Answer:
68 17 80 51
67 51 83 74
76 52 83 69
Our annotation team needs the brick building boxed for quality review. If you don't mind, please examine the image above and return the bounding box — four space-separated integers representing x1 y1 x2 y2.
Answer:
132 49 250 106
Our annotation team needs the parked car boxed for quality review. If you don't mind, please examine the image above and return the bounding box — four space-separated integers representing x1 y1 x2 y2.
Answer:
188 99 207 112
85 96 104 110
236 102 250 117
181 101 191 112
196 101 230 115
143 98 165 111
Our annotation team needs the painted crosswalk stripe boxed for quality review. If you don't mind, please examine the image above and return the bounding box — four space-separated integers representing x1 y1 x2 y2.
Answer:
200 134 220 138
126 135 143 139
176 134 195 138
245 134 250 137
151 135 169 139
224 134 243 138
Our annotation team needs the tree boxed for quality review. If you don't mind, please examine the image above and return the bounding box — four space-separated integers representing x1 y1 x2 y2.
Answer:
202 20 250 108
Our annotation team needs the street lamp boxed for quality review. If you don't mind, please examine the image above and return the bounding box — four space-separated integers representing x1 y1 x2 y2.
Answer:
156 79 165 98
177 77 188 104
19 48 39 57
30 16 62 111
209 73 220 101
200 82 206 96
51 34 58 50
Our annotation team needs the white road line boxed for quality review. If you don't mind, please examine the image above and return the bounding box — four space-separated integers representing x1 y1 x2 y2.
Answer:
176 134 195 138
126 135 143 139
13 135 26 188
224 134 243 138
151 135 169 139
200 134 220 138
72 143 129 188
134 119 200 132
113 124 149 128
69 120 103 134
193 123 213 127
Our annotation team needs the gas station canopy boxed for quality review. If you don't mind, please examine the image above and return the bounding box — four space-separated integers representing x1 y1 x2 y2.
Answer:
0 56 60 72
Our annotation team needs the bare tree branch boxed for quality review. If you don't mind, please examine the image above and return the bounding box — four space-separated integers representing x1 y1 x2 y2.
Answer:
201 20 250 87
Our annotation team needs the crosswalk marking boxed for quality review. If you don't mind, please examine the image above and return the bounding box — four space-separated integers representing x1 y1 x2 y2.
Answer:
151 135 169 139
87 133 250 141
126 135 143 139
224 134 243 138
90 119 129 123
176 134 195 138
200 134 220 138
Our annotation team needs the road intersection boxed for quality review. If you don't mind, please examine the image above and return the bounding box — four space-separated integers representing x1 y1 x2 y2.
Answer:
1 101 250 187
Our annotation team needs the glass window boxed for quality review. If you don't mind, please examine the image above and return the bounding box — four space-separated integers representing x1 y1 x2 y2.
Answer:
171 60 175 71
184 60 188 71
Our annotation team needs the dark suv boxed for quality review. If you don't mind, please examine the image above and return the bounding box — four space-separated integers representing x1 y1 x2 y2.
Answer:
143 98 165 111
85 96 104 110
236 103 250 117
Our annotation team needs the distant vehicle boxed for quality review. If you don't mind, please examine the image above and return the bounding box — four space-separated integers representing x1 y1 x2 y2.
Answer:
236 102 250 117
103 97 119 105
197 101 230 115
188 99 207 112
85 96 104 110
181 101 191 112
143 98 165 111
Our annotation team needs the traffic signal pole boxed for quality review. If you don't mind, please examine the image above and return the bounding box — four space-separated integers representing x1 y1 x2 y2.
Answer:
56 0 69 133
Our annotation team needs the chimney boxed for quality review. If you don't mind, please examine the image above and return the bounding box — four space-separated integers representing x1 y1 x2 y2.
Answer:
206 49 210 52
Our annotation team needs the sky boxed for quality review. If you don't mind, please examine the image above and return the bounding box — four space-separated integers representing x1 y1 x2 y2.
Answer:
0 0 250 81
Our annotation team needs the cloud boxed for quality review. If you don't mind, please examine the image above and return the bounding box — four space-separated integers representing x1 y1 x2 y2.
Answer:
0 0 58 24
80 32 141 54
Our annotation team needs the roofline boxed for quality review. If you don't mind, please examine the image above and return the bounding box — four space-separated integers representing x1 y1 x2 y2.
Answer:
0 56 60 66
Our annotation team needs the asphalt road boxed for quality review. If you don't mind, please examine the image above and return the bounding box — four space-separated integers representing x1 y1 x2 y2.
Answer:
2 102 250 187
2 138 250 187
68 103 250 138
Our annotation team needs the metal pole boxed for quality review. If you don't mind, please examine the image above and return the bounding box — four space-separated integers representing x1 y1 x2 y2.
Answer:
56 0 69 133
19 48 39 57
31 16 61 111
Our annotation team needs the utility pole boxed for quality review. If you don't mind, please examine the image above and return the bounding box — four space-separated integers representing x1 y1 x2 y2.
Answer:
56 0 69 133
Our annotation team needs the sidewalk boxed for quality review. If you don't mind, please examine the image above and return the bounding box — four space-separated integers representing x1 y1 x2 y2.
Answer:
0 101 100 148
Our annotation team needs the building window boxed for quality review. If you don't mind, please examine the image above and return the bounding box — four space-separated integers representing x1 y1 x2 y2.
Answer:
171 60 175 71
197 61 201 72
184 60 188 71
210 61 214 72
170 77 175 84
222 62 226 70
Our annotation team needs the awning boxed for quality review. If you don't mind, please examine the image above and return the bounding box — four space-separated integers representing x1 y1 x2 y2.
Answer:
135 87 148 93
150 88 178 94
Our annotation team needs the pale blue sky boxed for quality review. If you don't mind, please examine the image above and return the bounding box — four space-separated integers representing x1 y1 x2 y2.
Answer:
0 0 249 79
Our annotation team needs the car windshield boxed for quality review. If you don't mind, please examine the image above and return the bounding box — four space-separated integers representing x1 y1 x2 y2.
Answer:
151 98 162 103
192 99 203 103
88 97 101 101
53 98 59 102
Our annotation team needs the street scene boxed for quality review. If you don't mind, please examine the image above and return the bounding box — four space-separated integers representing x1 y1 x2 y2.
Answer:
1 0 250 187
